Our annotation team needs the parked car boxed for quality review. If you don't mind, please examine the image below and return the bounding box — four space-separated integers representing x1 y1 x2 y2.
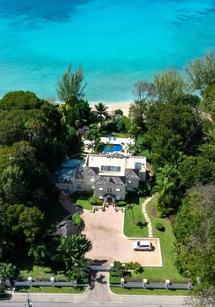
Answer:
133 240 152 251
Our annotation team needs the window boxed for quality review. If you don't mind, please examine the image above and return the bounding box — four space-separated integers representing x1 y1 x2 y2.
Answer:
107 187 112 193
90 178 95 182
99 187 103 191
101 165 121 172
116 188 120 192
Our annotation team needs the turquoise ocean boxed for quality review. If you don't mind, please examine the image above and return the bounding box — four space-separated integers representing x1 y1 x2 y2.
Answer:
0 0 215 102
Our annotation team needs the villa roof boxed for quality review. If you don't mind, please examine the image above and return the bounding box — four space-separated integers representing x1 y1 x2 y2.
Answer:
125 169 139 178
84 167 99 176
96 176 124 185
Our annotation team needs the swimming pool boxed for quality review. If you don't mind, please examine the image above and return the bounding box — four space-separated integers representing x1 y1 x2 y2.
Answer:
103 144 123 154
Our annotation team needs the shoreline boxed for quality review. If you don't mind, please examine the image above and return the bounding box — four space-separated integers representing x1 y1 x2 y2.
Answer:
90 101 132 117
54 100 132 117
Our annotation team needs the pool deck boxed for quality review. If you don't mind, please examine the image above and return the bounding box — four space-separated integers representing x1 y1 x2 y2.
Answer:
100 136 135 146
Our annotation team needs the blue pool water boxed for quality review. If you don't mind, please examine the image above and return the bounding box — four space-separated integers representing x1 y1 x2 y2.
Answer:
0 0 215 102
103 144 123 154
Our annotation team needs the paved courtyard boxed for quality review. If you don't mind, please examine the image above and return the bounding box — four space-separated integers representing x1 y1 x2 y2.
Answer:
81 206 162 266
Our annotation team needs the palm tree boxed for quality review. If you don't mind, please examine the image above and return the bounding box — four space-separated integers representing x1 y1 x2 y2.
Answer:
58 235 92 270
94 102 109 127
126 203 136 225
152 164 179 215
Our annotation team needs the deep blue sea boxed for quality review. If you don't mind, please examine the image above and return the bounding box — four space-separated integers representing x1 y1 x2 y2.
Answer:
0 0 215 102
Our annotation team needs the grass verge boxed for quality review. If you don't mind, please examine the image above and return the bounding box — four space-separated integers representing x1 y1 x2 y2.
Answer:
15 286 85 294
111 287 190 296
124 201 148 238
71 193 93 210
110 271 121 284
19 266 65 280
140 194 186 283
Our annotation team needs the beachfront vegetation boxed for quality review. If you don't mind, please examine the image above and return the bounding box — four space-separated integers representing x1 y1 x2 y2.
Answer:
0 52 214 302
128 52 215 304
0 84 92 285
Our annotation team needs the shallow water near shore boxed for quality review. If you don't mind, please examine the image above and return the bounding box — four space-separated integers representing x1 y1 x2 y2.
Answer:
0 0 215 102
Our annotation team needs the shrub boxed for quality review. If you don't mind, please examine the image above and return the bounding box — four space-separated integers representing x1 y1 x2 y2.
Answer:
117 200 127 207
72 213 82 226
136 221 147 228
90 196 102 206
156 222 165 231
124 261 143 273
111 261 124 276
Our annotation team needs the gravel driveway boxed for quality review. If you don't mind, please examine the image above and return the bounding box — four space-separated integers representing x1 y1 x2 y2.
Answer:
81 206 162 266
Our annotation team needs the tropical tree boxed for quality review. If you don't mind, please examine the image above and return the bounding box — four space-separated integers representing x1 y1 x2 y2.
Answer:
94 102 109 127
152 164 180 216
5 204 44 243
58 235 92 270
1 165 27 204
66 257 90 281
203 83 215 117
28 244 48 265
111 261 124 277
186 52 215 95
0 262 17 286
175 185 215 306
0 90 42 110
153 70 185 102
57 65 86 102
126 203 135 224
132 81 156 102
128 101 147 135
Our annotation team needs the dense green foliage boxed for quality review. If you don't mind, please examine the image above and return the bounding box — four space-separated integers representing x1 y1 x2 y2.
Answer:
174 185 215 305
0 89 91 284
128 53 215 304
0 53 214 301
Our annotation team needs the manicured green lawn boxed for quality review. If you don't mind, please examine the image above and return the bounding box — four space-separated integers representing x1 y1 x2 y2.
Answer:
76 199 93 210
124 202 148 238
19 266 65 280
15 286 85 293
111 287 190 296
71 193 93 210
140 195 186 283
110 271 121 284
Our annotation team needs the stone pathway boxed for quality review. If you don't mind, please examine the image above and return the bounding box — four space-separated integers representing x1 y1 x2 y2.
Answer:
142 197 154 238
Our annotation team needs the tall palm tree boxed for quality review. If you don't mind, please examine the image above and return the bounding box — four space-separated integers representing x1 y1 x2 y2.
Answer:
94 102 109 127
152 164 179 215
127 203 136 225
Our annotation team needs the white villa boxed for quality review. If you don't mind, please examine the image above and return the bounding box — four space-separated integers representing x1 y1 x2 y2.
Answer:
56 153 146 201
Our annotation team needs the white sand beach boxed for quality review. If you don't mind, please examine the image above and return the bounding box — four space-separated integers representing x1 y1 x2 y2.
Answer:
90 101 131 117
